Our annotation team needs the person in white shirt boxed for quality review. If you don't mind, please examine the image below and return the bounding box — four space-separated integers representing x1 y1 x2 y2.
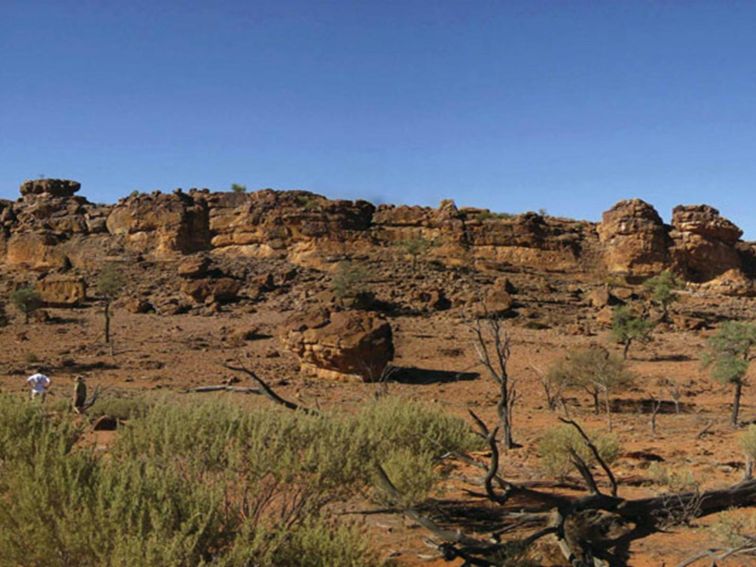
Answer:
27 370 51 402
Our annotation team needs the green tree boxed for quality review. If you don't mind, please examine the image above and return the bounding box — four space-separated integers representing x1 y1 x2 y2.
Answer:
397 236 434 272
644 270 683 322
230 183 247 193
96 265 126 347
702 321 755 427
612 305 654 359
10 286 42 324
548 347 634 430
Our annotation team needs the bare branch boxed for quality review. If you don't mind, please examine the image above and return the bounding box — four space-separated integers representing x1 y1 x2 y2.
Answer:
223 361 319 415
560 418 618 497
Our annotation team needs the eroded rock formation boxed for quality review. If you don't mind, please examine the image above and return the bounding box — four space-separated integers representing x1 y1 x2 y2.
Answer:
0 179 752 297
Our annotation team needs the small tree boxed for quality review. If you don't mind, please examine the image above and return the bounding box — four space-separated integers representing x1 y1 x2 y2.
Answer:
702 321 755 427
230 183 247 193
644 270 682 322
549 347 634 430
10 286 42 324
397 237 434 273
612 305 654 359
96 264 126 347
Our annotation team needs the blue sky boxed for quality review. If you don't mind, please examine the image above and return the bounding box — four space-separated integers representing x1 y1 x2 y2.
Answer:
1 1 754 237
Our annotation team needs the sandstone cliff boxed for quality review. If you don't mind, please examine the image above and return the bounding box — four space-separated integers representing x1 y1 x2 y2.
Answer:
0 179 752 295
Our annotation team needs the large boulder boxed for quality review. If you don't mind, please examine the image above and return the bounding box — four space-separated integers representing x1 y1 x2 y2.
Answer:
36 275 87 307
283 310 394 382
19 179 80 198
6 232 70 270
670 205 743 282
181 277 241 304
597 199 670 278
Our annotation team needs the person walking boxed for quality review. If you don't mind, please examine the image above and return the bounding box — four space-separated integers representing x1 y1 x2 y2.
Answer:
73 375 87 414
27 369 51 402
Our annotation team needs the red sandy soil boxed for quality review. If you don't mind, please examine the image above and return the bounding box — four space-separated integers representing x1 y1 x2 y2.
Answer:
1 303 754 566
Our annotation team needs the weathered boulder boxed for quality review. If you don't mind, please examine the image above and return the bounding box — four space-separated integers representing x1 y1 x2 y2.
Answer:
282 310 394 381
20 179 80 198
597 199 670 278
670 205 743 282
177 255 210 279
481 278 516 315
181 277 241 304
6 232 70 270
585 286 622 309
36 275 86 307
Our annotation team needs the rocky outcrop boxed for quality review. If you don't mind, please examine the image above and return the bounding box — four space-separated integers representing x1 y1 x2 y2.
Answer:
36 275 87 307
6 232 70 270
670 205 743 282
282 310 394 381
597 199 671 279
106 191 210 256
0 179 752 296
19 179 80 198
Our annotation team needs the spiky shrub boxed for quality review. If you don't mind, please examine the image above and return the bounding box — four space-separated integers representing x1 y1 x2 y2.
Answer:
230 182 247 193
10 286 42 324
3 396 464 565
702 321 755 427
0 393 481 565
643 270 682 322
537 425 619 479
611 305 654 359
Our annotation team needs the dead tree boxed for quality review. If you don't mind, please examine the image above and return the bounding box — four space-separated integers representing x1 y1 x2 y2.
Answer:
223 360 756 567
382 414 756 567
472 316 517 450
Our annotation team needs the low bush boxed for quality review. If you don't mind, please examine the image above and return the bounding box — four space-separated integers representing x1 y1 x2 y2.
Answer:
0 393 478 565
537 425 619 478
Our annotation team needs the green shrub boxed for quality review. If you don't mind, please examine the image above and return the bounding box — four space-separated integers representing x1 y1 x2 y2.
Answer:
10 286 42 324
537 425 619 478
647 462 698 492
331 261 370 301
0 393 480 565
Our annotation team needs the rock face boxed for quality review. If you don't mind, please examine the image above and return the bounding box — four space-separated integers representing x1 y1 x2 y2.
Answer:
0 179 752 296
36 275 87 307
19 179 80 198
106 191 210 256
597 199 670 279
283 310 394 381
670 205 743 282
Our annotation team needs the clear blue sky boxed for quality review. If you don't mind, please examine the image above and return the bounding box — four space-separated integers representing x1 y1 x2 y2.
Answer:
1 1 754 237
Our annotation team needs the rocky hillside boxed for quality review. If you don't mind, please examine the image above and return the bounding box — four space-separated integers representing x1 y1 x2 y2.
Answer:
1 178 752 295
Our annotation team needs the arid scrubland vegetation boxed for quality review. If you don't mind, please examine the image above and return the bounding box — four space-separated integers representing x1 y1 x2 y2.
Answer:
0 179 754 566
